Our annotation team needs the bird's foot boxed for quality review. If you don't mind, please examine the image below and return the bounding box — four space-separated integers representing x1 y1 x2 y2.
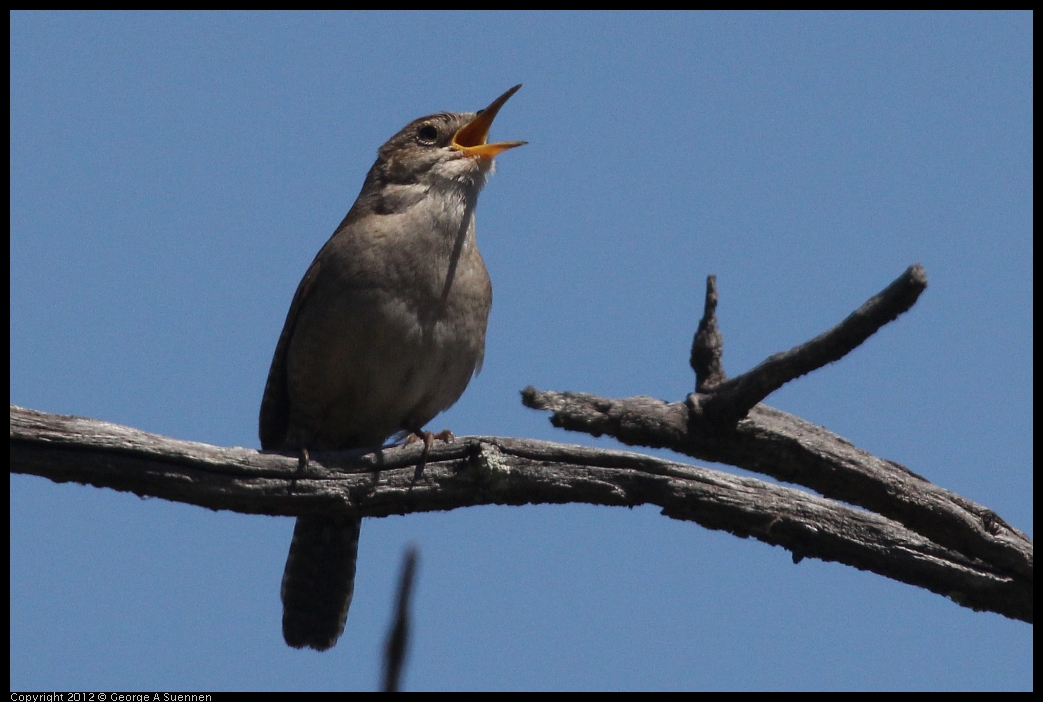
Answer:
289 447 310 494
405 429 455 481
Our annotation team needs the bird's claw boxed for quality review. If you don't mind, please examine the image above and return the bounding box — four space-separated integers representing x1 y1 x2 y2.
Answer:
406 429 455 481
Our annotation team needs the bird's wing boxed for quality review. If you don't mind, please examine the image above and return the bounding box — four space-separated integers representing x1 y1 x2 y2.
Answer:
258 253 325 451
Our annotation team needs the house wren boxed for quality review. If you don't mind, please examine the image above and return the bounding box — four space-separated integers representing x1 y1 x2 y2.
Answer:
259 85 525 650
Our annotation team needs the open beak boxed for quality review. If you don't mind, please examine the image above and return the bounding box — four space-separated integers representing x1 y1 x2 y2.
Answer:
452 84 527 159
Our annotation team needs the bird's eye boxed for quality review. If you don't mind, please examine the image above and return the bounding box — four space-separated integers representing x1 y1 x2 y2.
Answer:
417 124 439 144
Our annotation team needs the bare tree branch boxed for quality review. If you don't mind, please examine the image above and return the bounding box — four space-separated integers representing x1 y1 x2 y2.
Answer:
9 264 1031 638
520 390 1031 584
9 404 1032 623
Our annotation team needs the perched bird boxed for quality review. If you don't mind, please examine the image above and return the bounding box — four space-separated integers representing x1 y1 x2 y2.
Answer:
259 85 525 651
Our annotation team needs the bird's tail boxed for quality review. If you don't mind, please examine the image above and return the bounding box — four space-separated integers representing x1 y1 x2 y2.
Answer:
281 514 361 651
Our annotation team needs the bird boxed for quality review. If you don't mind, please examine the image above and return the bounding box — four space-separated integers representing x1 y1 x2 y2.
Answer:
259 85 526 651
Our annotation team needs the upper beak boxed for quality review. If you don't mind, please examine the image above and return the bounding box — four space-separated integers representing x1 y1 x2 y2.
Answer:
452 84 527 159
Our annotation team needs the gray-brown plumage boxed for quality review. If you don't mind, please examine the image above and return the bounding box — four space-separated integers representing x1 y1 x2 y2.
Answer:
259 85 525 651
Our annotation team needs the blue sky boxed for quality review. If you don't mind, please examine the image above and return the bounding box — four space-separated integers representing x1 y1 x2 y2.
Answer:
10 11 1032 691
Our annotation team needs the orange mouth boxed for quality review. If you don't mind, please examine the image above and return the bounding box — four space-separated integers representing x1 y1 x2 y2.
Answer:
452 84 527 159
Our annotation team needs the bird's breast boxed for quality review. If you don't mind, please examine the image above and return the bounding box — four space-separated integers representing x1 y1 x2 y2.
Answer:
282 214 491 449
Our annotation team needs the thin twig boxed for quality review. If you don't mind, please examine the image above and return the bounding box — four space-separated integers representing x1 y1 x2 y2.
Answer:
690 274 726 392
383 546 419 693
